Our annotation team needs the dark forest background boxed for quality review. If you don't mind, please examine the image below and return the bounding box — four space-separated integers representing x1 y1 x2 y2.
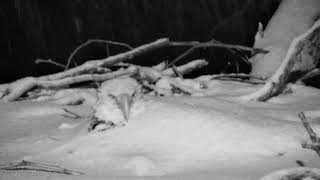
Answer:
0 0 280 83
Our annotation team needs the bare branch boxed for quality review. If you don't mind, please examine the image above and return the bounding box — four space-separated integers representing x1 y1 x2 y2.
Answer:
209 73 266 84
163 59 208 76
298 112 320 157
39 67 137 88
297 68 320 83
172 65 183 78
239 19 320 101
169 41 268 54
35 59 66 69
168 39 268 67
0 160 85 175
65 39 134 70
40 38 169 81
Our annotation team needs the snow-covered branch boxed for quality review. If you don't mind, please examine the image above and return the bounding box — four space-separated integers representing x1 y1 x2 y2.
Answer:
240 19 320 101
0 38 169 102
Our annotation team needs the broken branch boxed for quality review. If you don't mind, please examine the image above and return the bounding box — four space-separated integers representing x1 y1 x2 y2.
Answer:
298 112 320 157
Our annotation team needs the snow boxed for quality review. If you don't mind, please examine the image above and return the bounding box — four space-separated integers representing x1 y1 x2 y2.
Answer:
0 80 320 179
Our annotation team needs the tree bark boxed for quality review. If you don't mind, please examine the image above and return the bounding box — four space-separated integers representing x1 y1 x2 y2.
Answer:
250 0 320 79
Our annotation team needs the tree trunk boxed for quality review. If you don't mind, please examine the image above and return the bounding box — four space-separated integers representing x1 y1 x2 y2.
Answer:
250 0 320 79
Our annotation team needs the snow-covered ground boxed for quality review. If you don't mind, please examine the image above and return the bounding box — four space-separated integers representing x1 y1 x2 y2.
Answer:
0 80 320 180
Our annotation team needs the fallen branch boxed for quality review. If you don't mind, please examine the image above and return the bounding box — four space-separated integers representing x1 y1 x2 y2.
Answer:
65 39 134 70
210 73 266 83
35 59 66 69
171 65 184 78
168 39 268 67
239 19 320 101
40 38 169 81
163 59 208 76
298 112 320 157
39 67 137 88
0 67 136 102
0 160 85 175
296 68 320 83
0 38 169 102
169 40 268 54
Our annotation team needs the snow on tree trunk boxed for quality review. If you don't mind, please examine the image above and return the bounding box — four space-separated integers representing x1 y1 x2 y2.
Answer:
250 0 320 79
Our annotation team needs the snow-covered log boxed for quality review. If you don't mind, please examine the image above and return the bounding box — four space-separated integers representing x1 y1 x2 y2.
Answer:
250 0 320 79
240 19 320 101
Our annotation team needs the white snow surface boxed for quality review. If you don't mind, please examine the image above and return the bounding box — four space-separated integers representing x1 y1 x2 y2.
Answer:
0 81 320 180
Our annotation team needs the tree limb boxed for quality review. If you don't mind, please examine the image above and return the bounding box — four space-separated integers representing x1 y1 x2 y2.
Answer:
168 39 269 67
0 38 169 102
298 112 320 157
40 38 169 81
239 19 320 101
65 39 134 70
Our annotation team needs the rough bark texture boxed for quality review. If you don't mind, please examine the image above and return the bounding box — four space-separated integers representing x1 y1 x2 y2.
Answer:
250 0 320 79
240 19 320 101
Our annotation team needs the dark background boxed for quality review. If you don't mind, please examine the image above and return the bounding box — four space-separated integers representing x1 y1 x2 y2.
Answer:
0 0 280 83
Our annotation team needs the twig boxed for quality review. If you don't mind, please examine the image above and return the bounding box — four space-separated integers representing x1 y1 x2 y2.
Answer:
210 73 266 83
41 38 169 81
297 68 320 82
0 160 85 175
65 39 134 70
299 112 319 143
209 73 266 84
62 108 82 119
168 43 201 67
298 112 320 157
35 59 66 69
172 65 183 78
169 41 268 54
170 84 192 95
168 40 268 67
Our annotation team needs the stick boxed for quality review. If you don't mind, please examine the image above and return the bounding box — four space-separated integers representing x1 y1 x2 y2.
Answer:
210 73 266 84
172 65 183 78
40 38 169 81
163 59 208 76
39 67 137 88
297 68 320 83
35 59 66 69
168 40 268 67
298 112 320 157
0 160 85 175
65 39 134 70
169 41 268 54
